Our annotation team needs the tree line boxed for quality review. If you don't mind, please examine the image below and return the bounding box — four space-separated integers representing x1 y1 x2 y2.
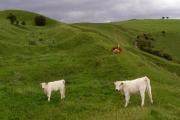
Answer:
6 13 46 26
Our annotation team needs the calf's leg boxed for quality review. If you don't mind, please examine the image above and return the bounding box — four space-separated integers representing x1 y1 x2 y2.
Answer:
140 91 145 107
47 92 51 101
60 89 65 99
125 94 130 107
147 87 153 104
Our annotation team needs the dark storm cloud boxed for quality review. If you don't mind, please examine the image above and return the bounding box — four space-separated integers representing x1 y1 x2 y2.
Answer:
1 0 180 23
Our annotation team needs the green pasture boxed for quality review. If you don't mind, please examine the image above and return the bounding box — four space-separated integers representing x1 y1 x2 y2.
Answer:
0 10 180 120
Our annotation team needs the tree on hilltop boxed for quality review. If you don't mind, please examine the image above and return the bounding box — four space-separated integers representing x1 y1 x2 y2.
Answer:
34 15 46 26
7 13 17 24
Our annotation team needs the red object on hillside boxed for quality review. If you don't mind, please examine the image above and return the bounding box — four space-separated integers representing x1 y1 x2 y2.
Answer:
111 45 122 54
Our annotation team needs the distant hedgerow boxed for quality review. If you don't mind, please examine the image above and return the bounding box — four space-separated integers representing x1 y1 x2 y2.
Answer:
136 33 174 62
34 15 46 26
161 52 173 61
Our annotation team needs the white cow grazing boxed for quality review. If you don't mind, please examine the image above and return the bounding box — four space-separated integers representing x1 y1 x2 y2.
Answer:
41 79 65 101
113 76 153 107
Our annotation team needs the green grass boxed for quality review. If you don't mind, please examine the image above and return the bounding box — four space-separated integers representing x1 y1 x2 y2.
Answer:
0 10 180 120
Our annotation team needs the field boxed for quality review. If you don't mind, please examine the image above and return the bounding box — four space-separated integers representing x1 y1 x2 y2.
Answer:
0 10 180 120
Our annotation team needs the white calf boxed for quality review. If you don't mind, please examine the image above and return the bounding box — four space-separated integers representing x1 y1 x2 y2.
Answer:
113 76 153 107
41 79 65 101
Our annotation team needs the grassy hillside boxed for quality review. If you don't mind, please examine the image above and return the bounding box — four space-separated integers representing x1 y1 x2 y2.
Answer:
112 19 180 60
0 10 180 120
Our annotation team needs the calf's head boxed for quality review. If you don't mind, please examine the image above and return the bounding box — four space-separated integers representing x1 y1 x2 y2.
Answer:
113 81 123 91
40 82 47 90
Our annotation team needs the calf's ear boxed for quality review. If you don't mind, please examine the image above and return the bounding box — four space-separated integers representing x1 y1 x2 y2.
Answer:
119 82 123 86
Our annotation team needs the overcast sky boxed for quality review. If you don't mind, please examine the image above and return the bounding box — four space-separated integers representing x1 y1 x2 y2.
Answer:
1 0 180 23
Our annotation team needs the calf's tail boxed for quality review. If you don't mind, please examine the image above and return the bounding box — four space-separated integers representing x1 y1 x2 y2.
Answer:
62 79 65 98
145 76 153 103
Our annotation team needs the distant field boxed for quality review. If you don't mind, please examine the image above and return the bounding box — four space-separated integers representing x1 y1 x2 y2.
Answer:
0 10 180 120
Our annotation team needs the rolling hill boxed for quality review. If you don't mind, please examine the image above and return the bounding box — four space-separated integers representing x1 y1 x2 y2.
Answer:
0 10 180 120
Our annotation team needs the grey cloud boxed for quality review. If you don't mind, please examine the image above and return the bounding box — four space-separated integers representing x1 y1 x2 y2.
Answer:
0 0 180 23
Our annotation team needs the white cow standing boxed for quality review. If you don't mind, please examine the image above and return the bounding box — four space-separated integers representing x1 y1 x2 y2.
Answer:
41 79 65 101
113 76 153 107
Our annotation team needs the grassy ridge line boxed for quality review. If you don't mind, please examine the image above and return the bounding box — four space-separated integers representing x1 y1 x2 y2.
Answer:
70 23 133 45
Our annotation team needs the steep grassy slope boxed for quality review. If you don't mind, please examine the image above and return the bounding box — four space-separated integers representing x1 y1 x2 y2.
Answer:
0 10 180 120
